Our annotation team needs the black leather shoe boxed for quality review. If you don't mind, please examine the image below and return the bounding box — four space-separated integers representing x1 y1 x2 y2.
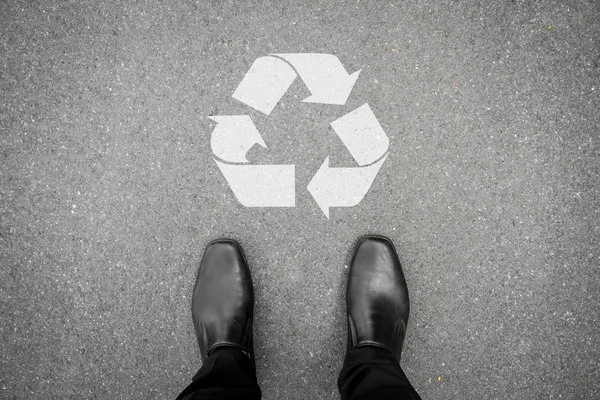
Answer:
346 235 410 362
192 239 255 367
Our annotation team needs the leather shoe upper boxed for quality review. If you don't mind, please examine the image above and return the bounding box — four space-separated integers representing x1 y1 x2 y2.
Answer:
192 239 254 366
346 235 410 362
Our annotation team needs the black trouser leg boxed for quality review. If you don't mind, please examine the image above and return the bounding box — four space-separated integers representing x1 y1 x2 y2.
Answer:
175 348 262 400
338 347 422 400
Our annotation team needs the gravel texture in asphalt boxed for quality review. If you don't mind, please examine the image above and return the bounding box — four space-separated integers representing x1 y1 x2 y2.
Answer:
1 1 599 399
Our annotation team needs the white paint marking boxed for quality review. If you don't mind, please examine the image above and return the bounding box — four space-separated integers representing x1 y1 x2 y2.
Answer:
209 115 267 163
307 154 388 218
330 103 389 166
232 56 297 115
273 53 360 105
215 160 295 207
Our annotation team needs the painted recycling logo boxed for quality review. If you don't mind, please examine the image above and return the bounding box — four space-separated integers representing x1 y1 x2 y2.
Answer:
209 53 389 218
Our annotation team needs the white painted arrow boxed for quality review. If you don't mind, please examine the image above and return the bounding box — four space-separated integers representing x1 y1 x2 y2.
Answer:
232 56 297 115
209 115 267 163
273 53 361 105
331 103 389 166
307 154 388 218
215 160 295 207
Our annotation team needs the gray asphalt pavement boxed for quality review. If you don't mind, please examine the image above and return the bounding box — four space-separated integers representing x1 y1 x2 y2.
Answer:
1 1 599 399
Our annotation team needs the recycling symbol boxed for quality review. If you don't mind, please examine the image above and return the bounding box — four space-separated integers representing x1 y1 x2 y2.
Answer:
209 53 389 218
